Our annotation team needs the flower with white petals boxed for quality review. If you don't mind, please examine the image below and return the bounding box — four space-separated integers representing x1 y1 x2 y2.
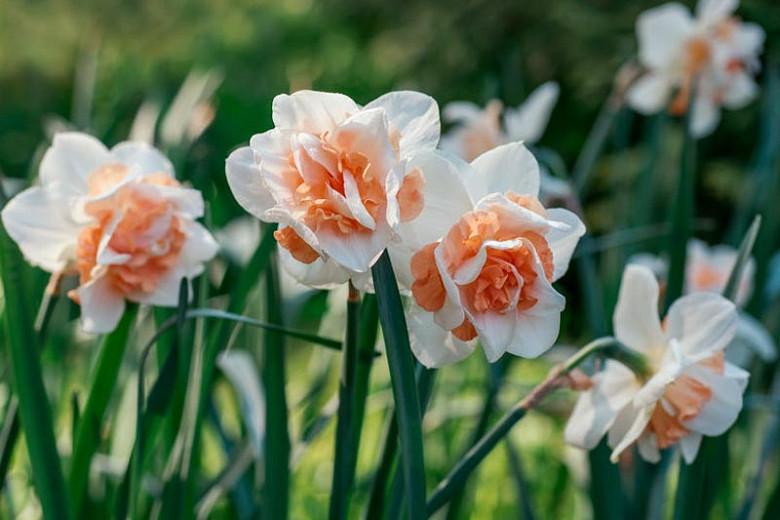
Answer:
626 0 764 137
391 142 585 368
565 265 748 464
225 90 439 290
629 239 774 365
1 132 219 333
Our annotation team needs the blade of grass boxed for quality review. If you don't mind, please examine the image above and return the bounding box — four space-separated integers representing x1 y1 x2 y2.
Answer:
371 251 426 520
329 284 368 520
673 215 760 520
69 306 137 515
261 244 290 519
0 214 70 519
349 293 379 467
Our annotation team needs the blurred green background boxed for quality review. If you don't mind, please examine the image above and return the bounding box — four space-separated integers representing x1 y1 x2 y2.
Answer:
2 1 780 518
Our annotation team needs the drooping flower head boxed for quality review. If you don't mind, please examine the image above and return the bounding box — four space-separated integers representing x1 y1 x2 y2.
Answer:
226 90 439 289
627 0 765 137
391 142 585 367
565 265 748 463
1 133 218 333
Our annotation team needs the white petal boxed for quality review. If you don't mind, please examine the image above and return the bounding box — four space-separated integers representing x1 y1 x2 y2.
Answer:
77 275 127 334
626 74 673 114
564 361 638 449
723 72 758 109
442 101 483 123
272 90 359 134
665 292 737 359
690 97 721 138
733 22 765 56
110 141 174 176
637 433 661 463
365 91 440 156
506 247 566 358
316 223 392 274
39 132 111 200
472 310 516 363
225 145 276 221
407 306 476 368
679 432 703 464
684 362 748 435
466 142 540 201
696 0 738 22
636 4 694 70
729 312 776 363
503 82 559 144
1 186 80 271
613 265 666 354
608 403 654 462
545 208 586 282
278 246 350 289
179 221 220 272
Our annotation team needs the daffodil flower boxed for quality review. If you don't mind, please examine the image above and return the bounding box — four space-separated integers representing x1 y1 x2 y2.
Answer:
391 142 585 367
626 0 764 137
225 90 439 289
1 132 219 333
629 239 775 365
565 265 748 463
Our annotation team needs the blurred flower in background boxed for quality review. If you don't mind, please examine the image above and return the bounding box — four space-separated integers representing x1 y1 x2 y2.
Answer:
626 0 765 137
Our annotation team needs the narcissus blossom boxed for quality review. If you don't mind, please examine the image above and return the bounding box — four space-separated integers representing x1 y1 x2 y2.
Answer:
626 0 764 137
565 265 748 464
1 132 218 333
226 90 439 289
392 142 585 367
630 239 774 365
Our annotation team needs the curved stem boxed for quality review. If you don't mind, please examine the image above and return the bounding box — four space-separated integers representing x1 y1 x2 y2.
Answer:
426 337 637 516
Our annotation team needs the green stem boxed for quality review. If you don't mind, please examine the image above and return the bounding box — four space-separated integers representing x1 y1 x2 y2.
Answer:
371 252 426 520
328 284 362 520
262 248 290 519
69 307 137 515
426 337 636 516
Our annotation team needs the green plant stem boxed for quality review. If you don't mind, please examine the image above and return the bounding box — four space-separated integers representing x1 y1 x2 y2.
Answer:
0 218 70 519
262 249 290 519
371 251 426 520
329 284 362 520
69 307 137 515
426 337 640 516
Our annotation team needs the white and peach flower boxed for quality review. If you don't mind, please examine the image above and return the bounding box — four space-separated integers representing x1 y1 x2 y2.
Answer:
626 0 764 137
1 132 219 333
225 90 439 289
391 142 585 367
564 265 748 463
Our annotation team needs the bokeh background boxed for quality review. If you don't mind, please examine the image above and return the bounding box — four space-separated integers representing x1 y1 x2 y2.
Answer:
2 0 780 518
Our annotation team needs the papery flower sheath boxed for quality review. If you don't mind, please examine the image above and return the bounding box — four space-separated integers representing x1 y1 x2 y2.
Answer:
391 142 585 367
225 90 439 289
1 132 219 333
564 265 748 463
626 0 765 137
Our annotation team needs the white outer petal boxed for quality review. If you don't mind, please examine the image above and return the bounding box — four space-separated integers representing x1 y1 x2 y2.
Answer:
1 186 81 272
466 142 540 201
225 145 277 221
365 91 441 156
272 90 359 134
665 292 737 359
636 3 694 70
545 208 586 282
110 141 174 176
39 132 111 201
76 275 127 334
679 432 703 464
503 82 559 144
407 306 476 368
626 73 673 114
613 265 666 354
690 97 721 138
277 246 350 290
684 362 748 436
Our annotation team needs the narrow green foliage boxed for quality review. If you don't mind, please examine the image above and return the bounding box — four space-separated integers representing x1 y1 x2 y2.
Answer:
371 251 426 520
0 217 70 519
262 248 290 519
69 306 137 515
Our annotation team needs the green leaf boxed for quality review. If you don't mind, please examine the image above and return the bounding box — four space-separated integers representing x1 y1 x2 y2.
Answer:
0 214 70 519
371 252 426 520
261 245 290 519
69 306 137 516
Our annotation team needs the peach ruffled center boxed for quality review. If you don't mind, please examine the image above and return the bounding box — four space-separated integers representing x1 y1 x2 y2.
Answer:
274 131 423 264
646 352 723 449
410 200 553 342
70 165 186 301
